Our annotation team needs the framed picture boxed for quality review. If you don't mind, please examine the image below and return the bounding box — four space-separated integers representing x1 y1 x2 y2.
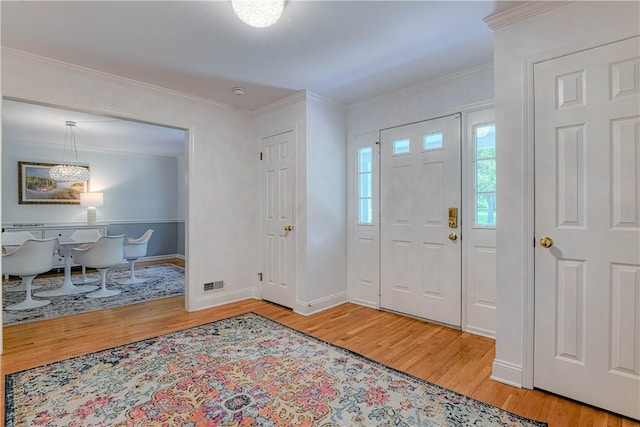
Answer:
18 161 89 204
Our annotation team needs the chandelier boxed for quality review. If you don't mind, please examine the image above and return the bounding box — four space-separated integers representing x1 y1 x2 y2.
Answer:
231 0 285 28
49 121 90 182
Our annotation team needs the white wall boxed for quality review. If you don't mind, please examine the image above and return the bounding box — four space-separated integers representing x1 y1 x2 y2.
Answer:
0 49 260 329
487 1 640 388
303 94 347 310
253 91 348 314
2 139 179 224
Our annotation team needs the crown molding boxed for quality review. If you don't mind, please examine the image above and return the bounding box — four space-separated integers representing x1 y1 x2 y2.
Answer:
251 90 307 117
484 1 570 30
348 62 493 111
1 47 241 113
306 91 347 111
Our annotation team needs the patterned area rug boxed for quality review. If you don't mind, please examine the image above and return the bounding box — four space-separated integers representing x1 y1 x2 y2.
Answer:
5 313 547 426
2 263 184 326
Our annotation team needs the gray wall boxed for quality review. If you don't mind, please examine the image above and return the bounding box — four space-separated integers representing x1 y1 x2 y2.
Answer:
107 221 184 257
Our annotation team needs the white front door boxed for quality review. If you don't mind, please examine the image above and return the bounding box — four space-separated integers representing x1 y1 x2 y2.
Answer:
380 114 462 326
261 131 296 309
534 36 640 419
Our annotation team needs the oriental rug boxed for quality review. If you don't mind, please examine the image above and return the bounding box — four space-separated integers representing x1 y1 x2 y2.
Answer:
2 263 184 326
5 312 547 427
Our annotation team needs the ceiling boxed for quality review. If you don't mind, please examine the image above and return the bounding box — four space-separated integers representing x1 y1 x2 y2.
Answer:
2 99 187 157
1 0 520 155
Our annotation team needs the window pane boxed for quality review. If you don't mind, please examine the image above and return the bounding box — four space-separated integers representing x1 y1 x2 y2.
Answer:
476 158 496 192
474 122 496 227
423 132 443 150
359 198 372 224
476 193 496 227
358 147 372 173
392 138 410 155
359 173 372 198
475 124 496 159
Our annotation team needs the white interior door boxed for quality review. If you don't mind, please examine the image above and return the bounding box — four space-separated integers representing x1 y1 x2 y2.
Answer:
534 36 640 419
380 114 462 326
261 131 296 309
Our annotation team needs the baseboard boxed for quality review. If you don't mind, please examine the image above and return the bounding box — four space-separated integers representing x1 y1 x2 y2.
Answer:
491 359 524 388
463 325 496 340
107 254 182 270
349 297 378 310
294 292 348 316
190 287 259 311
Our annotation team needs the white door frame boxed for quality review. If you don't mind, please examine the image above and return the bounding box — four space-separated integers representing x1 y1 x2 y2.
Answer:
520 30 640 388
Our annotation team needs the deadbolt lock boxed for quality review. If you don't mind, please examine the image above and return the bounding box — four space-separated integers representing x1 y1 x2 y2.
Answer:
448 207 458 228
284 225 293 232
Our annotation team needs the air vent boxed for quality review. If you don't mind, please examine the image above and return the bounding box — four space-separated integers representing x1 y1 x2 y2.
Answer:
204 281 224 292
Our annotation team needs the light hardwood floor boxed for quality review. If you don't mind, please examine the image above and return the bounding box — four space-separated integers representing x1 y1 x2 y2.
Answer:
1 266 638 426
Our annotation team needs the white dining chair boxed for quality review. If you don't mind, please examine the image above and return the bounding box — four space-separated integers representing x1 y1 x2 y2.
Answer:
119 229 154 285
2 237 59 310
2 231 44 291
2 231 36 254
72 235 125 298
70 229 102 284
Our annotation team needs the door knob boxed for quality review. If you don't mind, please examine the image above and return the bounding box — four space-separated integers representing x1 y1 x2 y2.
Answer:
284 225 293 232
539 236 553 248
448 232 457 241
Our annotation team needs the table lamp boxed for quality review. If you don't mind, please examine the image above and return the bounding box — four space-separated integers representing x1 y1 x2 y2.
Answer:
79 192 104 225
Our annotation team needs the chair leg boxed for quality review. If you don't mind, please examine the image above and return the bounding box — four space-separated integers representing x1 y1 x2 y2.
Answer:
6 276 42 292
76 265 98 284
118 259 147 285
5 275 51 310
86 268 121 298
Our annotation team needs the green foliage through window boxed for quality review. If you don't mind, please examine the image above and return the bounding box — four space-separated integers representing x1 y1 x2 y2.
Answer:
474 124 496 227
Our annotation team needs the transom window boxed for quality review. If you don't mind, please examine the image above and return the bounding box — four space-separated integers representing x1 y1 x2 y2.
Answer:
474 123 496 227
357 146 373 224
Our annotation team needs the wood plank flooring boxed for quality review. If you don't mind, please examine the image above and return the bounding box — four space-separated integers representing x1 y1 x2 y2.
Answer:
2 269 638 426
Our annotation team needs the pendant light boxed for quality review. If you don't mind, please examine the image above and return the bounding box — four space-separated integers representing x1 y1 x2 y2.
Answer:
231 0 285 28
49 121 90 182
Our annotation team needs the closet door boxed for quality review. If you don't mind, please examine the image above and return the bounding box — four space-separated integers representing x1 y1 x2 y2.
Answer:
534 36 640 419
261 131 296 309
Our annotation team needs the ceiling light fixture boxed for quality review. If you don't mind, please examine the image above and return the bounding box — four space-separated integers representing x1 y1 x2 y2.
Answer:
233 87 247 96
49 121 90 182
231 0 285 28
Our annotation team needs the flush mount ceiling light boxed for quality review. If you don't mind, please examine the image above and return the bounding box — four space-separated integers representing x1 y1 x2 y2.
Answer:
232 87 247 96
231 0 285 28
49 121 90 182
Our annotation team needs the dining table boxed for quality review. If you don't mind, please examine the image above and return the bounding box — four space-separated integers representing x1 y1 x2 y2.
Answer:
33 238 100 297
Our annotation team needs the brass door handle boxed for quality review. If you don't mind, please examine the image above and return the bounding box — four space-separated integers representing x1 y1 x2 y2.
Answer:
448 232 457 241
284 225 293 232
539 236 553 248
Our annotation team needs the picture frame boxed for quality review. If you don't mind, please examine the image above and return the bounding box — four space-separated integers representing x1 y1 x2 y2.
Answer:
18 161 89 205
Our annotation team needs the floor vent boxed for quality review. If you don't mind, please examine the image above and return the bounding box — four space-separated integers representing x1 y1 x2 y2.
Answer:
204 281 224 292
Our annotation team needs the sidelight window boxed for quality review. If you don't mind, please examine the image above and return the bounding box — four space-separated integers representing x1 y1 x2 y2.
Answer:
357 146 373 224
474 123 496 227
